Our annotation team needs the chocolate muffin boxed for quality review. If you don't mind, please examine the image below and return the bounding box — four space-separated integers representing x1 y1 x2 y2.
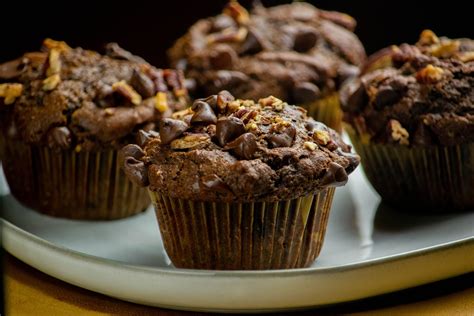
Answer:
122 91 359 269
168 1 366 131
342 30 474 211
0 39 188 219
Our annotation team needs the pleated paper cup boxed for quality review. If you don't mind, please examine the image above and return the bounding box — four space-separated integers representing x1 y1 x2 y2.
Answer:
300 93 342 132
1 139 150 220
149 188 335 270
349 131 474 212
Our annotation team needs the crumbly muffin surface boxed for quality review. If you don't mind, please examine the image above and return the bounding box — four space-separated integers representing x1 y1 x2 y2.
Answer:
169 1 366 103
342 30 474 146
0 40 188 150
122 91 359 202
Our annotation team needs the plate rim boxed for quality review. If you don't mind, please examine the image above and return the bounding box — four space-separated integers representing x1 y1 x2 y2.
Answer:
2 217 473 277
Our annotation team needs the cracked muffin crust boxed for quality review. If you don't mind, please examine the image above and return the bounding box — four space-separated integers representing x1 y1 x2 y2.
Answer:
342 30 474 147
122 91 359 202
168 1 366 105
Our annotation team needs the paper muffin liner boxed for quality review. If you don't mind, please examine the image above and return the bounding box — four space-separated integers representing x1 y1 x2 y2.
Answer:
149 188 335 270
349 132 474 212
301 93 342 132
1 139 150 220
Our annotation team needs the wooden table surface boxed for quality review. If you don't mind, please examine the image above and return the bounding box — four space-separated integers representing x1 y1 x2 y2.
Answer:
3 253 474 315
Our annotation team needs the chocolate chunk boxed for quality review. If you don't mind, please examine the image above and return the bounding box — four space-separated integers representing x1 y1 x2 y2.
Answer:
131 69 155 98
137 129 159 147
0 58 27 80
335 148 360 173
123 157 149 187
239 30 263 55
293 30 318 52
191 100 217 125
216 116 246 146
104 43 147 64
159 118 189 145
292 82 321 103
47 126 72 149
345 83 368 112
224 132 258 159
320 162 348 187
267 125 296 148
374 86 402 109
209 46 237 69
213 70 249 90
201 174 232 194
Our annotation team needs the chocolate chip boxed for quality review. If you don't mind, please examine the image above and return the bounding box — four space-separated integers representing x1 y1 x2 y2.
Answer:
123 157 149 187
267 125 296 148
224 132 258 160
0 58 27 80
191 101 217 125
131 69 155 98
137 129 159 147
293 30 318 52
344 82 368 112
305 120 328 132
293 82 321 103
200 95 218 109
239 30 263 55
213 70 249 90
216 116 246 146
159 118 189 145
209 46 237 69
216 90 235 112
335 149 360 173
374 86 402 109
104 43 147 64
47 126 72 149
119 144 146 164
320 162 348 187
201 174 232 194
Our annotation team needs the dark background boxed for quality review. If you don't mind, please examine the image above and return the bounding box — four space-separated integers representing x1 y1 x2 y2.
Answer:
0 0 472 66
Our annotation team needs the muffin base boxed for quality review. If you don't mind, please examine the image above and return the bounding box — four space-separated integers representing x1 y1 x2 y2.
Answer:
150 188 335 270
301 93 342 132
1 139 150 220
350 133 474 212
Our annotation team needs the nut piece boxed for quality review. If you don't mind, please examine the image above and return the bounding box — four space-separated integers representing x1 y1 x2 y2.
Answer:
304 141 318 151
416 64 445 84
0 83 23 105
429 40 460 58
207 27 248 44
258 96 286 111
155 92 169 112
388 119 409 146
42 74 61 91
223 1 249 25
418 29 439 46
112 81 142 105
457 51 474 63
170 134 211 150
42 38 71 52
313 130 330 145
47 49 61 77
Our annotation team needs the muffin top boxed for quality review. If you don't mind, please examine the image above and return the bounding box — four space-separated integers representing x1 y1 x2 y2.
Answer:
168 1 366 104
121 91 359 202
342 30 474 146
0 39 188 151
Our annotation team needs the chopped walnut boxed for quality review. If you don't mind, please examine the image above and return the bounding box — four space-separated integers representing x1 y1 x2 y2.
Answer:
46 49 61 77
429 40 460 58
304 141 318 151
313 130 330 145
416 64 445 84
245 121 258 131
457 51 474 62
227 100 241 112
112 81 142 105
388 119 409 145
170 134 211 150
258 96 286 111
0 83 23 105
42 38 71 52
104 108 115 116
155 92 169 113
172 108 193 120
42 74 61 91
418 29 439 46
223 1 250 25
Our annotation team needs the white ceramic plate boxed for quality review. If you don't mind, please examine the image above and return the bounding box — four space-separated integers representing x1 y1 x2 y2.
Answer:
1 165 473 313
